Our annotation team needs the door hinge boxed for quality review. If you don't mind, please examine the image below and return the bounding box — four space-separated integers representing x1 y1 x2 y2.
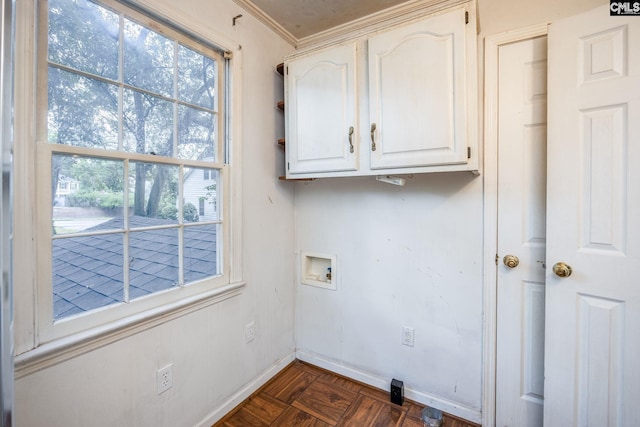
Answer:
495 254 499 265
465 11 469 24
286 66 288 75
467 146 471 159
287 162 290 170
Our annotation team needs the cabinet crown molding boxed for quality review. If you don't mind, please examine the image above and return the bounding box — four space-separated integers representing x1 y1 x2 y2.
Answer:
234 0 472 50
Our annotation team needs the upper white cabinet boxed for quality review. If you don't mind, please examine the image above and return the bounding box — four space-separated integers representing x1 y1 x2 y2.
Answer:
285 42 358 175
368 7 469 169
284 2 478 179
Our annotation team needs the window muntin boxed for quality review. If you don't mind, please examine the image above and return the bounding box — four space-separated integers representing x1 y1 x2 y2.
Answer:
44 0 227 324
47 0 220 161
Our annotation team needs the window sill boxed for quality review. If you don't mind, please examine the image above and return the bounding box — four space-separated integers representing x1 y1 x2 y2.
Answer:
14 280 246 379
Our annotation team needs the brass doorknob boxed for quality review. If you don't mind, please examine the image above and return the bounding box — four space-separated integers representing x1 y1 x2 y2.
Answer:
503 255 519 268
552 262 572 278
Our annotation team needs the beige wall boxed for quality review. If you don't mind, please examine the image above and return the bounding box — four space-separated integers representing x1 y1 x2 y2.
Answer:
478 0 605 36
13 0 296 426
13 0 610 426
293 0 608 423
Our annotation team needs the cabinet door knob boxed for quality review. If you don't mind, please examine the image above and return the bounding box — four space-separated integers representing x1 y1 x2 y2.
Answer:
348 126 354 153
370 123 377 151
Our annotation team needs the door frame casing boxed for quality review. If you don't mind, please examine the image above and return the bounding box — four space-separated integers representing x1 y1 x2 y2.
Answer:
482 23 548 427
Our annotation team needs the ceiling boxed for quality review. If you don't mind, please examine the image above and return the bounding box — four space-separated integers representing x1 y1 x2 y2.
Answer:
234 0 412 40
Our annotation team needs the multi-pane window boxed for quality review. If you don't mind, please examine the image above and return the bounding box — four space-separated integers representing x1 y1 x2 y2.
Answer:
44 0 228 321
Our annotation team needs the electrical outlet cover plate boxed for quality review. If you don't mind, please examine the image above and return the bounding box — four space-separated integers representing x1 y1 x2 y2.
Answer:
157 364 173 394
245 321 255 343
402 326 415 347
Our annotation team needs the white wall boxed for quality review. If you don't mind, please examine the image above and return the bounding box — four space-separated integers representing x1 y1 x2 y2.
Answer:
13 0 609 425
293 0 605 423
14 0 296 426
477 0 604 36
295 174 484 419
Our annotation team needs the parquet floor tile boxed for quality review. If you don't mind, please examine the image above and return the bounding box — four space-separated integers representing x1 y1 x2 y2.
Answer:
291 377 358 424
400 416 425 427
271 406 331 427
294 360 329 377
263 365 318 404
222 407 268 427
337 394 406 427
213 360 481 427
406 403 423 420
244 393 289 423
319 372 363 394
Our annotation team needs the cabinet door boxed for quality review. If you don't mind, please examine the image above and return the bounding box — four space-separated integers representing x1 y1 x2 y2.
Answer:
368 7 470 169
286 43 358 175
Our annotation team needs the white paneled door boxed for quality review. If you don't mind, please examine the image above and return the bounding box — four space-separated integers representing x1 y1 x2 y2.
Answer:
545 5 640 426
496 35 547 427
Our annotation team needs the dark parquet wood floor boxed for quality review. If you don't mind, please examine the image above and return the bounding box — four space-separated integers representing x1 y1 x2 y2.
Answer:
214 360 481 427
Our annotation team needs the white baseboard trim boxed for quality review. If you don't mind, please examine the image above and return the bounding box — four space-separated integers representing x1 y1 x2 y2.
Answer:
196 351 296 427
296 350 482 424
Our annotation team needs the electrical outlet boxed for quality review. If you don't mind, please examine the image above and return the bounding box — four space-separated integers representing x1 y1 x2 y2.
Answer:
402 327 415 347
245 321 255 343
157 364 173 394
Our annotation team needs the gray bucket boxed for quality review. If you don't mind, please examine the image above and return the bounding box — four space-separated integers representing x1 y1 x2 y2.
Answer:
421 406 443 427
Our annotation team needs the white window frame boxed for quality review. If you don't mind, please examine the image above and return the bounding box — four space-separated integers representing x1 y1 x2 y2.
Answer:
13 0 243 370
